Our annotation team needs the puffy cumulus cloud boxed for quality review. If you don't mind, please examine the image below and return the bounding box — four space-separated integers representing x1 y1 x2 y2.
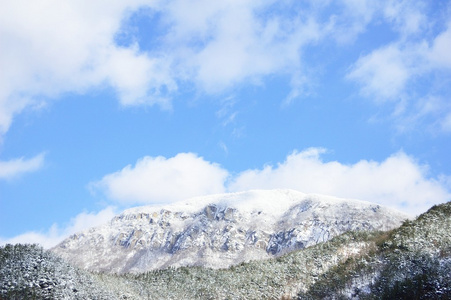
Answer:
0 0 309 135
92 153 228 205
0 153 45 180
0 0 174 134
1 0 390 136
0 207 116 249
3 0 448 137
93 149 449 215
228 148 450 215
2 0 449 157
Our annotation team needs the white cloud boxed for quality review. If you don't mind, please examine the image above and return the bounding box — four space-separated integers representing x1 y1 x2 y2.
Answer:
382 0 426 37
228 148 449 215
0 153 45 180
0 0 173 134
0 207 116 249
101 46 176 108
347 43 421 101
160 0 323 94
330 0 379 43
3 0 446 137
347 21 451 102
2 0 348 136
428 23 451 69
93 149 449 216
92 153 228 205
347 20 451 130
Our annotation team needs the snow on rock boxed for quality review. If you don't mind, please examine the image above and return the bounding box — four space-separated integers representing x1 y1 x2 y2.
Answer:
51 189 409 273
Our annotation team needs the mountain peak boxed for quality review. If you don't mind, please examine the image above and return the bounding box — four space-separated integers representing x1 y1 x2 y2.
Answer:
52 189 409 273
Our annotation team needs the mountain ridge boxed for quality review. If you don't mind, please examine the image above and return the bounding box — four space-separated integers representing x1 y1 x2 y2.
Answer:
51 189 409 273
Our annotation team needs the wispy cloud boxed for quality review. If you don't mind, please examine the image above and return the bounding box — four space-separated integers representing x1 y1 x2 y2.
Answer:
382 0 427 37
347 43 415 101
347 19 451 132
0 153 45 180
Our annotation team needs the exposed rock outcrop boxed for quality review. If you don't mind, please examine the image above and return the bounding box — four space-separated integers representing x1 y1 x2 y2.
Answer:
52 189 409 273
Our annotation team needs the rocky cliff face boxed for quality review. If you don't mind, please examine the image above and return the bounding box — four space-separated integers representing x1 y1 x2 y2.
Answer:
51 189 409 273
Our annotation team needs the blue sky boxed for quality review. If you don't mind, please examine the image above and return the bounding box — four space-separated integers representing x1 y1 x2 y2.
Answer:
1 0 451 248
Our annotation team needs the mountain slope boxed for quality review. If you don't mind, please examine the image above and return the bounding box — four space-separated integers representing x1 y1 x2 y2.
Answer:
299 201 451 299
2 201 449 299
52 189 408 273
0 202 451 299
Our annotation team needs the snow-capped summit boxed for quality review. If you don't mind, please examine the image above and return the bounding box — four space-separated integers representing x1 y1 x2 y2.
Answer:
52 189 409 273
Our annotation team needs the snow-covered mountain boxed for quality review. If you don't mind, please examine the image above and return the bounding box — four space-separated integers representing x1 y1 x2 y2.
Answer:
52 189 409 273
